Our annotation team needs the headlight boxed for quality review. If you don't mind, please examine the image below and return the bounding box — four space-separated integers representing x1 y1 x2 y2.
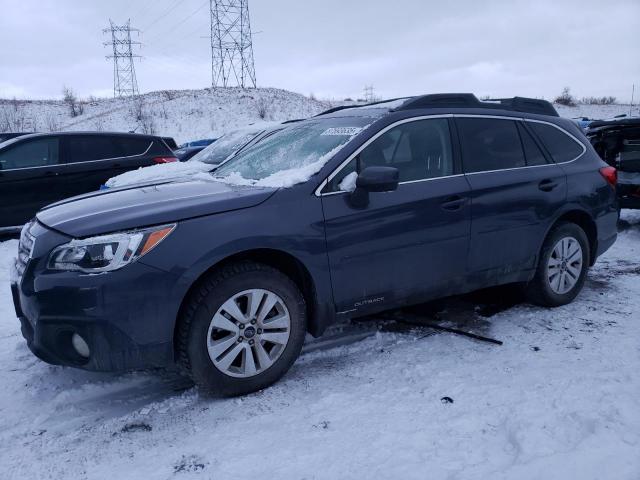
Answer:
48 224 175 273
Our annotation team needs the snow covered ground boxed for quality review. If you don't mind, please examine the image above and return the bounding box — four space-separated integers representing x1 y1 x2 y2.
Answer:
1 211 639 480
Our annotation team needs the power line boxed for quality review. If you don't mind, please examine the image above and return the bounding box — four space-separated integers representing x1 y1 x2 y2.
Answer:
142 0 184 31
145 0 208 45
103 19 142 97
128 0 161 21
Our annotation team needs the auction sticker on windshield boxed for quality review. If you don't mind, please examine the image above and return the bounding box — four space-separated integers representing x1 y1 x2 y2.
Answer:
321 127 363 136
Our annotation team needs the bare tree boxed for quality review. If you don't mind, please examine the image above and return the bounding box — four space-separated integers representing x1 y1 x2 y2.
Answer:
254 97 271 120
44 113 60 132
0 104 27 132
62 86 80 117
582 96 616 105
554 87 577 107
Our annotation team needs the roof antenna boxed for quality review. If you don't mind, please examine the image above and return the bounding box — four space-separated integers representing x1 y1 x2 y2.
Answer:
631 84 635 117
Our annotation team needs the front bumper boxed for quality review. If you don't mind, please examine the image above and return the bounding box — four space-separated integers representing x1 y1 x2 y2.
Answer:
11 224 181 372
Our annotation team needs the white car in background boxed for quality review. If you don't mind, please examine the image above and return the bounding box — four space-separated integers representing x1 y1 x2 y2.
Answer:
104 122 291 189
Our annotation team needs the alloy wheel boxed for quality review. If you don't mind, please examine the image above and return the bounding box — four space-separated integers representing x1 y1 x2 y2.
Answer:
547 236 583 295
206 289 291 378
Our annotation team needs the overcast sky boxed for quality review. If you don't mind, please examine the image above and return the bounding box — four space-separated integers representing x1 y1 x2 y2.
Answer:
1 0 639 102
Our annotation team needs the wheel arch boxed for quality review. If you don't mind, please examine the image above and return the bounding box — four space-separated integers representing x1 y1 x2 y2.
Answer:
173 248 321 357
544 209 598 265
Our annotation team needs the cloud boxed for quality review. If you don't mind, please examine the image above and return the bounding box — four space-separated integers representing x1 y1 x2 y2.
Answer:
1 0 639 101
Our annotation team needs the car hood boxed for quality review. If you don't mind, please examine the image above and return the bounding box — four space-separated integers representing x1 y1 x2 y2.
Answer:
37 179 277 237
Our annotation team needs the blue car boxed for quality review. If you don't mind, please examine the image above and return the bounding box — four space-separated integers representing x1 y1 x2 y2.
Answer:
179 138 217 148
11 94 618 396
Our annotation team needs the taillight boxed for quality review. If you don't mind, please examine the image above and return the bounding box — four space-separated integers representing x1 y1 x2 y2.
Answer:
153 156 178 164
599 166 617 189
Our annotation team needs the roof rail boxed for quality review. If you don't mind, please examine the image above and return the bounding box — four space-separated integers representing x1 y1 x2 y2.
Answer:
395 93 559 117
314 97 410 117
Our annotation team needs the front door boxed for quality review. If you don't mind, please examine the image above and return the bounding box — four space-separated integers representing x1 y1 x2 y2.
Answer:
320 117 471 315
0 136 66 228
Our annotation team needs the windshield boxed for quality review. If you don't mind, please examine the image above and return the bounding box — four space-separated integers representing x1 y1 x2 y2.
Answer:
190 127 265 165
213 117 372 186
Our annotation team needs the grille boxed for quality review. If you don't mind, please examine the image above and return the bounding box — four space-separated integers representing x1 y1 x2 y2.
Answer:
15 221 35 279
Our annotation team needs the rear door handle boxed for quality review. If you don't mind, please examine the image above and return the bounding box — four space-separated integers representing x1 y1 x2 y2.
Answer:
538 179 558 192
44 171 59 177
441 195 467 211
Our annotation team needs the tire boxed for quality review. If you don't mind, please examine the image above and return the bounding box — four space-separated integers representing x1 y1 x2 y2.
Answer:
525 222 590 307
177 262 307 396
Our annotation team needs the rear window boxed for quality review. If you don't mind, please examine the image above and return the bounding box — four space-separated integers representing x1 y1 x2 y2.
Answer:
457 118 525 173
117 137 152 156
528 122 584 163
67 136 124 163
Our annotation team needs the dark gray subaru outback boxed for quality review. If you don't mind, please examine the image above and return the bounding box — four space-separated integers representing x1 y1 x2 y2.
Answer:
11 94 618 396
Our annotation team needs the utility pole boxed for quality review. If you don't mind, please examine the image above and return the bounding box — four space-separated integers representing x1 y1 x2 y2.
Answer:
363 85 375 103
209 0 257 88
103 20 142 97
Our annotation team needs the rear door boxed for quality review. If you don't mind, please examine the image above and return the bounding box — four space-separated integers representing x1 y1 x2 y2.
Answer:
321 117 471 314
0 136 63 227
456 116 567 277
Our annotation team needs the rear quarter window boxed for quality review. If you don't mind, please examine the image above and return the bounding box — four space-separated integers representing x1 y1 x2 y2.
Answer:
117 137 153 156
528 122 584 163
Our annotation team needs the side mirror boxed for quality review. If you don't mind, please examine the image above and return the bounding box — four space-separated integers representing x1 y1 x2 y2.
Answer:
350 166 399 208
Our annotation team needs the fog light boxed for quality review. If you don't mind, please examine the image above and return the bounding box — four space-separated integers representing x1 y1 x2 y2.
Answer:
71 333 90 358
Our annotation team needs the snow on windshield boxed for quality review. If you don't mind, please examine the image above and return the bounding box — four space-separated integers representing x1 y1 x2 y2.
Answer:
190 124 276 165
213 119 371 188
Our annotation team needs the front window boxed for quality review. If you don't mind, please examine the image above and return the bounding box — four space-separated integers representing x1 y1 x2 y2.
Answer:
0 137 59 170
325 118 454 192
213 117 372 186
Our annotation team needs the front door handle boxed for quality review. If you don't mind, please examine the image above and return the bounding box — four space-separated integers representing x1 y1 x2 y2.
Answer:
44 171 59 177
441 195 467 211
538 179 558 192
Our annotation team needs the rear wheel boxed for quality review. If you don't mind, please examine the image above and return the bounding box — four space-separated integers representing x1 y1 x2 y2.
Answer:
525 223 590 307
177 262 307 396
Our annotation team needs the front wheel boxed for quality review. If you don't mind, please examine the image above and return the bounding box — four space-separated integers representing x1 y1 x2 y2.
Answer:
525 223 590 307
177 262 307 396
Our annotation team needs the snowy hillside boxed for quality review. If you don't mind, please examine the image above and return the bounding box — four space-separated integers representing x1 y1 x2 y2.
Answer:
0 87 330 145
555 103 639 120
1 88 637 147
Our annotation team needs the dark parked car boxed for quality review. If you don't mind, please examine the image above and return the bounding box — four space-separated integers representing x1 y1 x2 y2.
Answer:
161 137 179 150
174 145 206 161
11 94 618 396
0 132 177 233
586 117 640 208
